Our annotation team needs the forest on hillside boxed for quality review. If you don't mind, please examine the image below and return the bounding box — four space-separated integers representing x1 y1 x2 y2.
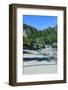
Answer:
23 24 57 50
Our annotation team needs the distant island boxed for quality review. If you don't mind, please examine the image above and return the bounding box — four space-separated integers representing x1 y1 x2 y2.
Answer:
23 24 57 50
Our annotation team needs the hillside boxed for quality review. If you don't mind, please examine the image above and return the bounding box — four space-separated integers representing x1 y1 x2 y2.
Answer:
23 24 57 49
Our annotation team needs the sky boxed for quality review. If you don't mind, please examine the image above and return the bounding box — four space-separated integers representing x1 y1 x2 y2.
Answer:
23 15 57 30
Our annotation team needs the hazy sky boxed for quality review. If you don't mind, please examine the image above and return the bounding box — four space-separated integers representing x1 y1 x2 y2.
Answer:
23 15 57 30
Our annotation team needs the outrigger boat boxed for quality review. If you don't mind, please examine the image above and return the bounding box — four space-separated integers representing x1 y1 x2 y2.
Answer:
23 49 55 61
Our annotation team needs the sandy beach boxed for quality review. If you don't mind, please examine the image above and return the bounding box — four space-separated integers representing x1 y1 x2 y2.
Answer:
23 60 57 75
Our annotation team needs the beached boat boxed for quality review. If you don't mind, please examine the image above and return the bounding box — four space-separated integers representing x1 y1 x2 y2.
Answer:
23 49 49 61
